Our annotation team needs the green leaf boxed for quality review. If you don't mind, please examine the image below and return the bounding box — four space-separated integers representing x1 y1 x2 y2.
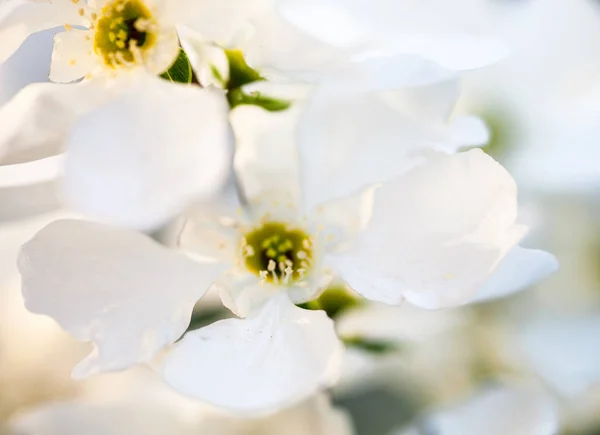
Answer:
342 336 402 355
160 49 193 84
225 49 264 89
227 87 292 112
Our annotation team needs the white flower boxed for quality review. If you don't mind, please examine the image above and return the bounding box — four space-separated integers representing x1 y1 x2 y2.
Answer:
0 0 201 79
17 215 344 413
191 105 556 311
0 0 233 230
18 102 555 411
395 384 558 435
9 369 354 435
164 104 555 400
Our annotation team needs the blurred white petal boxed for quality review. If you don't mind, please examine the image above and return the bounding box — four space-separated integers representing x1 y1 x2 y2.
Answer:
409 385 558 435
19 219 223 378
63 78 232 230
231 105 301 208
0 82 106 165
518 316 600 396
0 0 84 63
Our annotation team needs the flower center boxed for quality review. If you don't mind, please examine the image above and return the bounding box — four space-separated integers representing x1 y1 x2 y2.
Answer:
93 0 156 68
241 222 313 285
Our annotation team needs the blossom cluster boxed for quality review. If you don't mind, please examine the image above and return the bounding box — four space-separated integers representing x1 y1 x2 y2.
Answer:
0 0 565 433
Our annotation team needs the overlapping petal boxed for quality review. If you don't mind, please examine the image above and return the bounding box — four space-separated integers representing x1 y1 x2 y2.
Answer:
50 30 95 83
297 80 480 209
63 77 233 230
231 105 301 208
277 0 508 74
0 81 107 165
474 246 558 303
329 149 526 309
19 219 224 378
162 294 344 413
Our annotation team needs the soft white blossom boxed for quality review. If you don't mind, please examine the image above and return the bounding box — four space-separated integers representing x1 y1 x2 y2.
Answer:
0 0 234 230
17 99 556 411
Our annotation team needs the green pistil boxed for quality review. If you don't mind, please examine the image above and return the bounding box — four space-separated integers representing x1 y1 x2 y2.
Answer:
94 0 156 68
243 222 313 284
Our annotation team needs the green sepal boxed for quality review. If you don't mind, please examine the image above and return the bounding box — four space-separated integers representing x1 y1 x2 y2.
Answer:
342 336 402 355
225 49 264 89
227 88 292 112
160 49 193 84
223 49 291 111
298 284 364 319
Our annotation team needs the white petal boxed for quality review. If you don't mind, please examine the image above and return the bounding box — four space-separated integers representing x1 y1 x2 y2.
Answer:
146 25 180 75
276 0 369 49
423 385 558 435
19 219 223 378
0 27 55 105
216 275 271 318
518 316 600 396
239 7 349 78
63 78 233 231
307 187 376 253
474 246 558 303
0 0 84 63
231 104 301 209
50 30 95 83
0 81 106 164
0 155 62 188
298 79 487 209
298 87 425 209
352 51 457 89
10 402 192 435
385 34 509 72
380 79 460 123
330 150 527 309
178 25 229 88
217 270 330 318
179 205 241 262
177 0 267 46
277 0 508 72
162 294 344 413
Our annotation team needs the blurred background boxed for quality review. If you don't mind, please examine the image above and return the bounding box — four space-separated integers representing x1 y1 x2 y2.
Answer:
2 0 600 434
